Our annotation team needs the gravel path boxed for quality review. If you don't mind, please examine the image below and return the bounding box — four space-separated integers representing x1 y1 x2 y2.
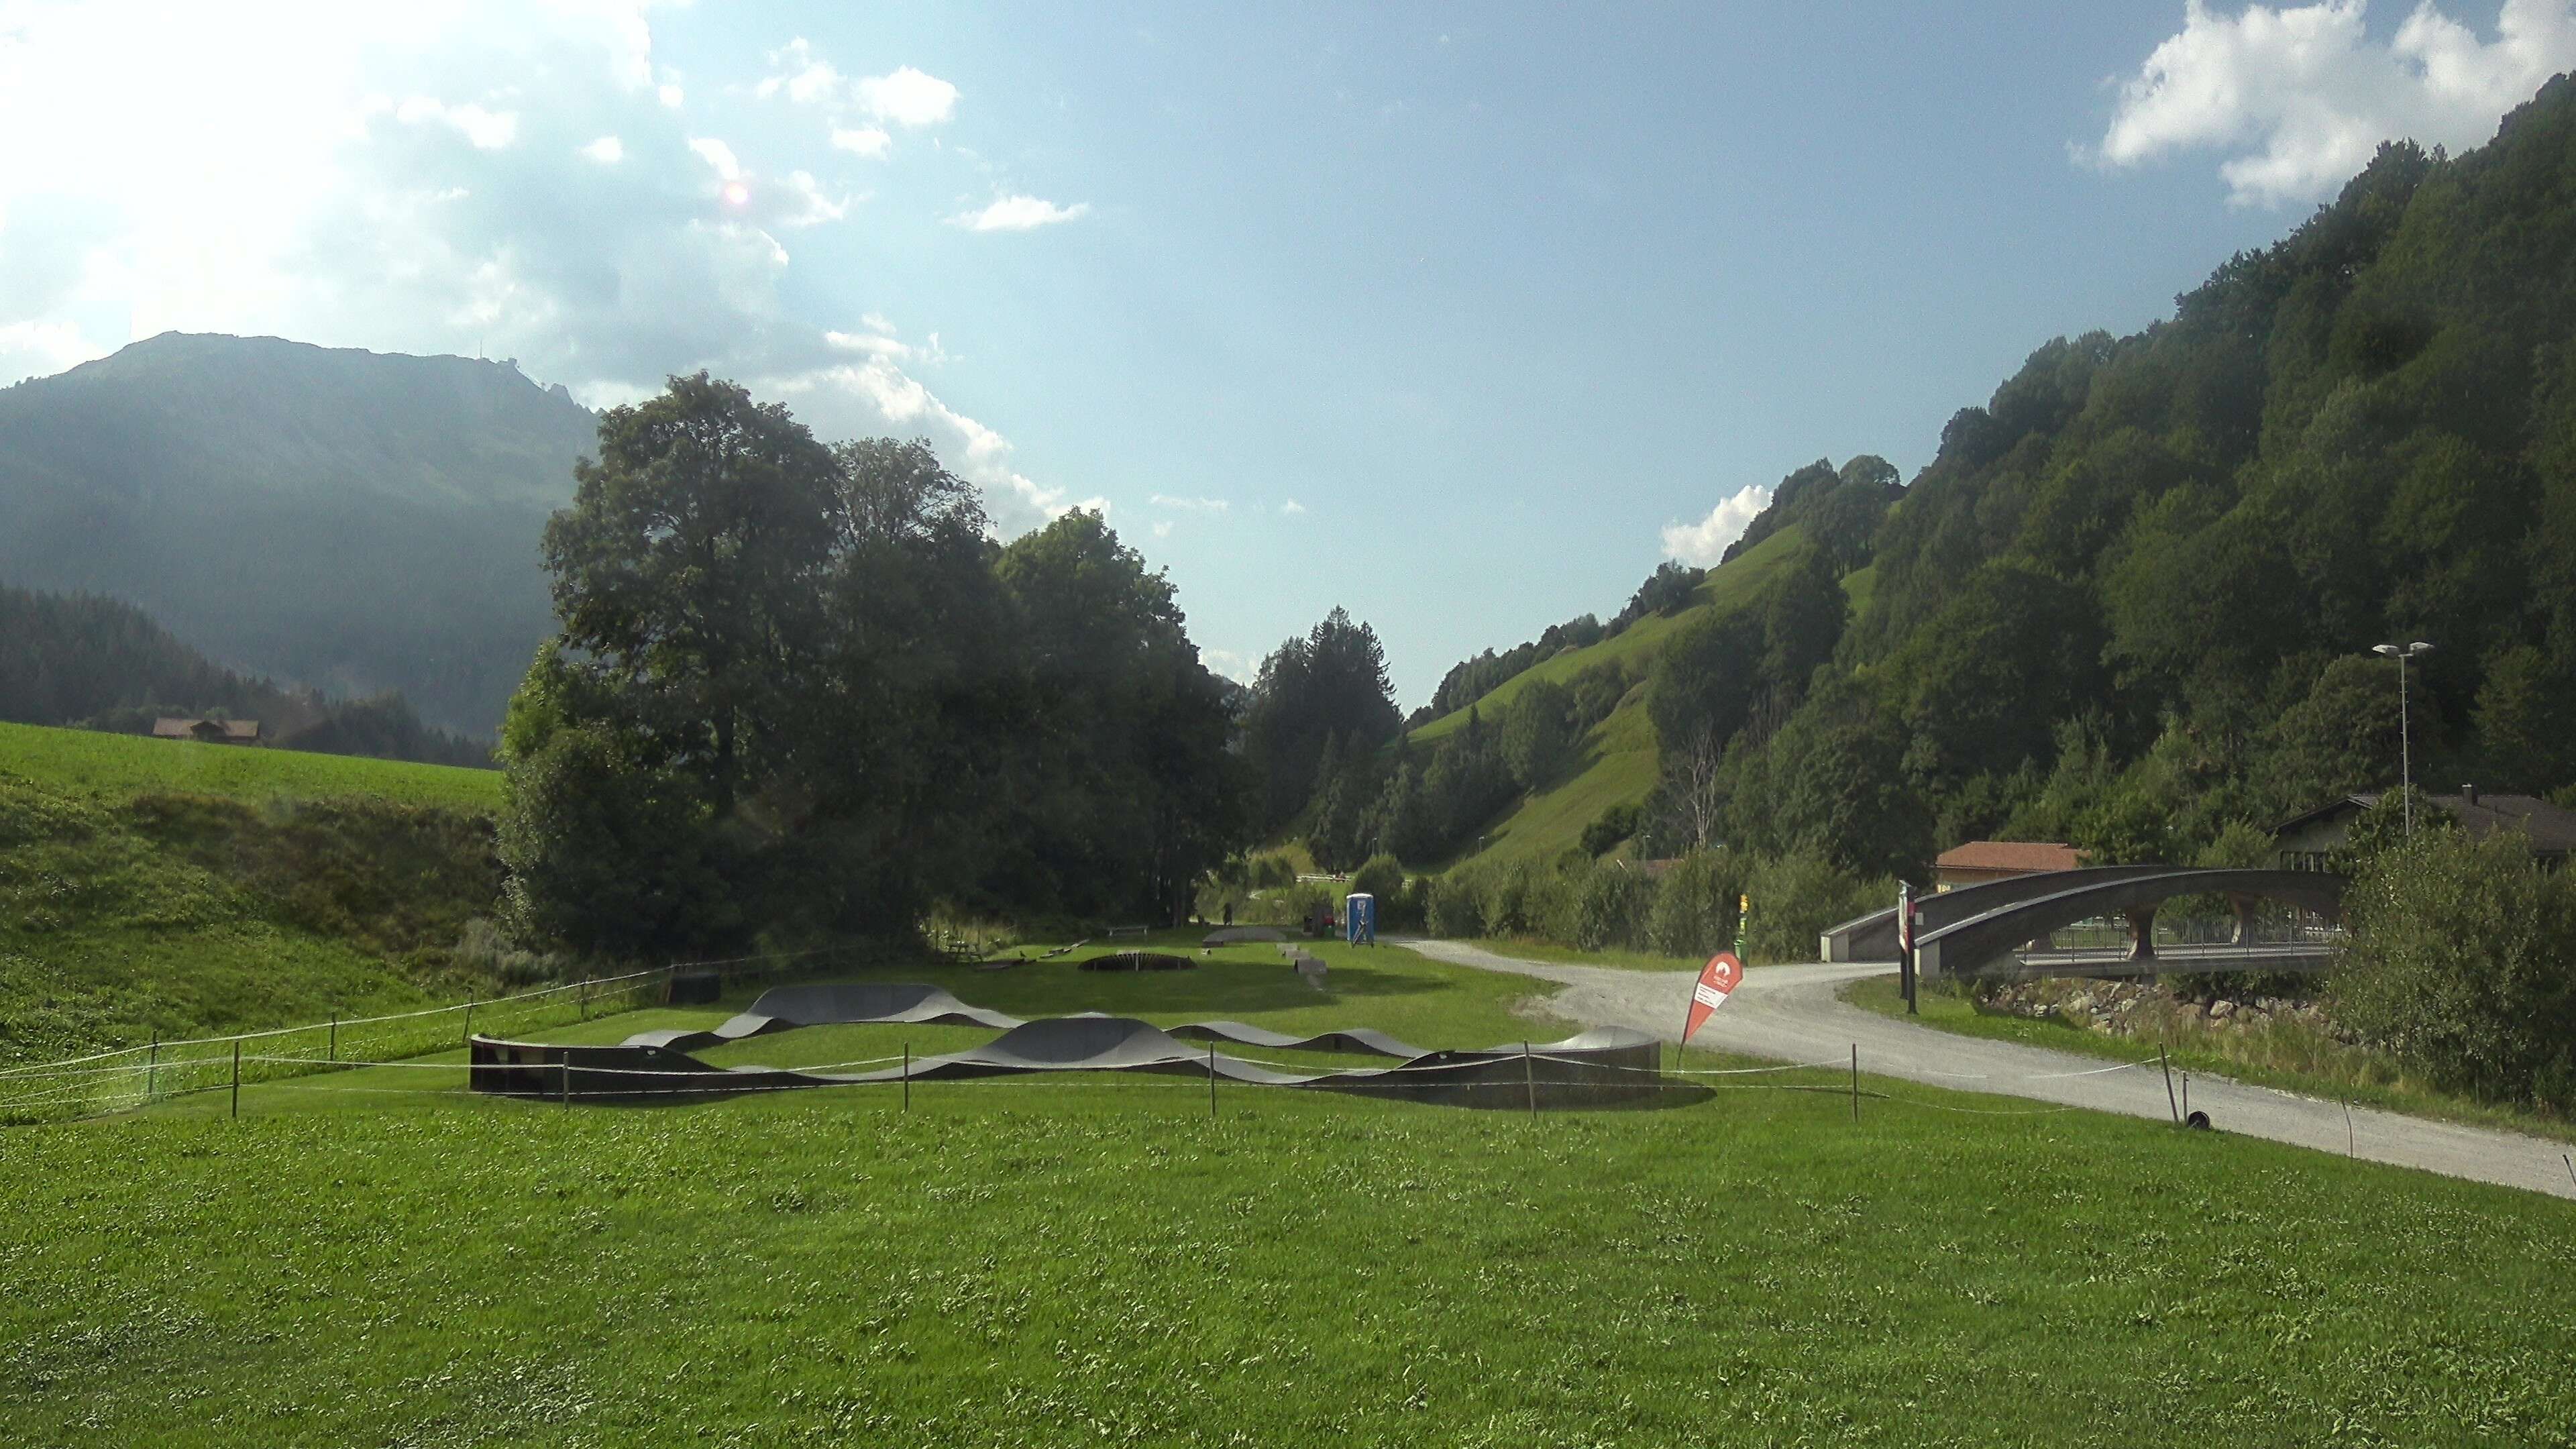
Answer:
1399 937 2576 1201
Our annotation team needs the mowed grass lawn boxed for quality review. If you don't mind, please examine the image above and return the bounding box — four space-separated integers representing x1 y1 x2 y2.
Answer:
7 941 2574 1446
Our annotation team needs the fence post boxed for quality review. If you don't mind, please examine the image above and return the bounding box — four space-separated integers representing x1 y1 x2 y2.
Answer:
147 1033 158 1103
2159 1044 2178 1124
1849 1044 1859 1124
329 1011 337 1064
1523 1042 1536 1120
580 977 590 1022
464 996 474 1045
1208 1042 1218 1120
902 1041 910 1114
230 1040 241 1120
561 1057 572 1108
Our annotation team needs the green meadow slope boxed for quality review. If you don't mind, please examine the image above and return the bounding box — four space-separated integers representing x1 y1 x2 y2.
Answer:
0 722 508 1063
1403 525 1810 868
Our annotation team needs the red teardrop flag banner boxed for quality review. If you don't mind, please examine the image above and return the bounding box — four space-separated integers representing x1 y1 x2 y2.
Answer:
1683 952 1743 1044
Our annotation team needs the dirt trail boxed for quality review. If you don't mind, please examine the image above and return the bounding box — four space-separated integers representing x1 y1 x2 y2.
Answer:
1399 938 2576 1201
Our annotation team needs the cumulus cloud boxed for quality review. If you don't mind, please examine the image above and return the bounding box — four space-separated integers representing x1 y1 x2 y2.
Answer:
1660 484 1770 566
758 40 955 156
952 194 1091 231
856 64 960 127
1279 498 1307 516
0 0 1078 540
830 125 892 158
2095 0 2576 205
1150 494 1230 513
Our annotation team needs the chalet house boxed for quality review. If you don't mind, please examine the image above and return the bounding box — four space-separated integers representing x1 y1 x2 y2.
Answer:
1931 840 2084 891
151 717 262 745
2273 788 2576 869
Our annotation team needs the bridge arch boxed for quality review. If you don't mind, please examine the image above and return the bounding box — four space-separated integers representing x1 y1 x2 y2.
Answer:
1821 865 2190 962
1913 869 2346 981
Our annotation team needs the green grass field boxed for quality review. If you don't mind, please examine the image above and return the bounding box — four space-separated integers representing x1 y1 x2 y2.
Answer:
0 722 508 1064
0 720 502 811
8 938 2574 1446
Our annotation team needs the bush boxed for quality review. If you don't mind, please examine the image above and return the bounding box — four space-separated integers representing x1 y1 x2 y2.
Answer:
1648 849 1743 958
1579 802 1640 857
2332 830 2576 1108
1349 854 1412 929
1422 869 1484 938
1741 852 1891 964
1567 859 1653 949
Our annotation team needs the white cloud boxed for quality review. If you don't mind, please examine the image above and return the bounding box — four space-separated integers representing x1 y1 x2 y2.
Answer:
1150 494 1230 513
953 194 1091 231
0 0 1073 542
830 125 892 158
771 352 1104 537
759 41 954 158
1280 498 1307 516
688 136 743 180
1660 484 1770 566
855 64 959 127
2095 0 2576 205
1200 647 1255 684
1151 521 1175 538
394 96 519 150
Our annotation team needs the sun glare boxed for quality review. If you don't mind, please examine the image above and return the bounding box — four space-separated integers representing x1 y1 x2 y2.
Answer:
722 180 750 207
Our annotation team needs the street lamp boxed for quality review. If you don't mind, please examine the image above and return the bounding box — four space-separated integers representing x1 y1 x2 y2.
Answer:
2371 641 2433 838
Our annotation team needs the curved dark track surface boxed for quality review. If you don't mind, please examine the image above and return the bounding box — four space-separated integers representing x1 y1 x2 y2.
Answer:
470 983 1670 1110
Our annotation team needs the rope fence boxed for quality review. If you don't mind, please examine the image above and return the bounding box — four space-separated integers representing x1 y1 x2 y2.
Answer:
0 943 875 1125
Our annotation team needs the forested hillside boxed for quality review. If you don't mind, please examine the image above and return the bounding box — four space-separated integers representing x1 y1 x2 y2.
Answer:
1411 76 2576 889
0 586 490 767
0 333 598 734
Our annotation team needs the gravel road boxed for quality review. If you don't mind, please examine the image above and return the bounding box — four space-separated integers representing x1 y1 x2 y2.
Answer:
1399 937 2576 1201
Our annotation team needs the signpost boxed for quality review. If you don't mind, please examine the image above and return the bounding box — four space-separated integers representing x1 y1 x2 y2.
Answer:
1898 881 1917 1015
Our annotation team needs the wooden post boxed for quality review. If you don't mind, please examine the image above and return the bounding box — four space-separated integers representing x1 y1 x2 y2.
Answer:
902 1041 910 1114
147 1033 158 1103
464 996 474 1044
2180 1072 2191 1122
1849 1044 1859 1123
2344 1099 2355 1157
561 1057 572 1108
329 1011 337 1064
2159 1044 2179 1124
1523 1042 1536 1120
580 977 590 1022
1208 1042 1218 1119
229 1040 240 1120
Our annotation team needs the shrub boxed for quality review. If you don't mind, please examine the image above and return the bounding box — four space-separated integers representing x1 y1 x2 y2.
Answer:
1741 851 1891 964
1579 802 1640 857
2332 829 2576 1108
1648 849 1743 958
1567 859 1653 950
1422 869 1484 938
1348 854 1412 929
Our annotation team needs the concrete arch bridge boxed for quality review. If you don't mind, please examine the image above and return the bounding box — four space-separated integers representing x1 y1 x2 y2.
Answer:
1821 867 2347 982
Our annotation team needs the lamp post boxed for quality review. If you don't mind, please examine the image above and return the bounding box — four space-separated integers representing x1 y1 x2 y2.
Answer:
2371 641 2433 838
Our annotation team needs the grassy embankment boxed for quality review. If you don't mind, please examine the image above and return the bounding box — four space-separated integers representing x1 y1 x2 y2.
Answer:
0 721 510 1064
6 936 2573 1445
1397 525 1859 872
1842 974 2576 1144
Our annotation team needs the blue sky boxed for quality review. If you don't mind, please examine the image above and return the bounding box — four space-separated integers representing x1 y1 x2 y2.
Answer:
3 1 2569 702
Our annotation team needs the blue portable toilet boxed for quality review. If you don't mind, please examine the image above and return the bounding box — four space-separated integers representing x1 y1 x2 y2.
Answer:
1344 892 1377 946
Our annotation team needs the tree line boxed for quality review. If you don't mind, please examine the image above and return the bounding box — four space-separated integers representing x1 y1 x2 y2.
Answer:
497 376 1247 958
0 583 492 768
